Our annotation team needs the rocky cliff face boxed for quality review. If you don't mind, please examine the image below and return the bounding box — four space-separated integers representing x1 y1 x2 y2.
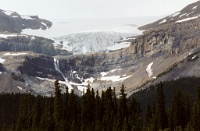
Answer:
0 35 56 56
0 34 73 56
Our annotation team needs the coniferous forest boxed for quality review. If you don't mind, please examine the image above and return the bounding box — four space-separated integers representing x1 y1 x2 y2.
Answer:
0 77 200 131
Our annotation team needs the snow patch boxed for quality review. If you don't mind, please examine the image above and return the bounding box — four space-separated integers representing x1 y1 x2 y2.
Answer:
83 77 95 85
193 5 198 10
31 36 36 40
101 72 109 77
152 77 157 79
146 62 154 77
0 57 6 63
192 55 197 60
171 12 180 17
175 16 198 23
3 10 14 16
107 42 130 51
0 33 28 38
122 37 135 41
17 86 23 90
21 15 33 20
0 34 17 38
41 22 47 27
3 52 27 56
110 69 121 73
101 69 121 77
12 16 19 18
159 19 166 24
100 75 131 82
179 13 187 18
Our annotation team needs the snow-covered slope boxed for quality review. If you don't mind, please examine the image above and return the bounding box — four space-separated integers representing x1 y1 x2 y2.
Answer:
139 1 200 30
52 31 133 54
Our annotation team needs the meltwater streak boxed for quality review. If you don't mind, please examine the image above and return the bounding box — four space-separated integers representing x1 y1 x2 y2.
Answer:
53 58 73 90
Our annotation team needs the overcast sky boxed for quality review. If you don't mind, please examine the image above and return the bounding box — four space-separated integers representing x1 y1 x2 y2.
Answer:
0 0 198 19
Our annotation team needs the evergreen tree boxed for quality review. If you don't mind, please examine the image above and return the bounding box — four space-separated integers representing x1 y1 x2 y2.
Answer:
53 80 63 130
129 97 142 130
63 86 69 130
16 95 31 130
170 90 186 130
156 82 168 130
31 95 41 130
117 84 128 130
94 90 102 131
145 104 152 130
191 87 200 130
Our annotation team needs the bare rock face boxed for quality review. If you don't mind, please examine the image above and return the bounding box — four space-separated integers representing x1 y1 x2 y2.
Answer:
0 35 72 56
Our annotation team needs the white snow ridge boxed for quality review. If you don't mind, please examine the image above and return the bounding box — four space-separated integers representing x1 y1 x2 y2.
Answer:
146 62 154 77
175 16 198 23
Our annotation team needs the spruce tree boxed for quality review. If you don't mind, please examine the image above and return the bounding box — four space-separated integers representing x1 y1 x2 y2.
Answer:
53 80 63 130
117 84 128 130
191 87 200 130
32 95 41 130
156 82 168 130
171 90 186 130
145 104 152 130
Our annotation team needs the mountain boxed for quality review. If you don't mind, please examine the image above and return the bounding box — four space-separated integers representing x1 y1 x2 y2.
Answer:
139 1 200 30
1 1 200 96
0 9 71 56
0 9 52 33
52 31 134 54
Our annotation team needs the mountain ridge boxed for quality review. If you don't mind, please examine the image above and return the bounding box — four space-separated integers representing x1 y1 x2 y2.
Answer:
0 9 52 33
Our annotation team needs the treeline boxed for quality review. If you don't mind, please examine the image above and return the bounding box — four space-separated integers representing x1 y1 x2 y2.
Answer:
0 78 200 130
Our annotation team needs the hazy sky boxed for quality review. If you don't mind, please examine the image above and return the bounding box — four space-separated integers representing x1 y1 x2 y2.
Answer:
0 0 198 19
